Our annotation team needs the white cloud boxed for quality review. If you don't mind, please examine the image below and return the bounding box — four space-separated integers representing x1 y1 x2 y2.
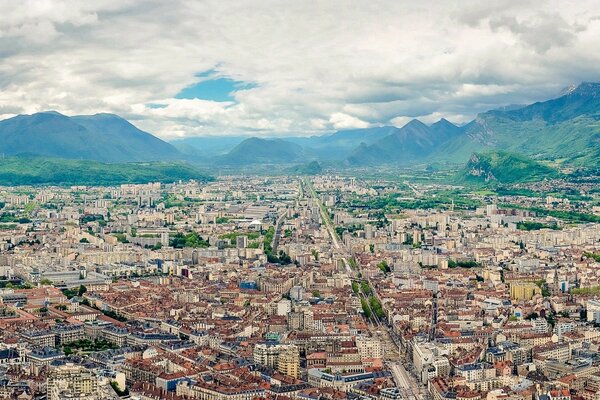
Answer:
329 112 370 130
0 0 599 139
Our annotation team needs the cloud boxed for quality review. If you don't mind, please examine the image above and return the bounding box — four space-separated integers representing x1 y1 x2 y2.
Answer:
329 113 370 130
0 0 599 139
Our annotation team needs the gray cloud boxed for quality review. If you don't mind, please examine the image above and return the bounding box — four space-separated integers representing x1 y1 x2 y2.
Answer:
0 0 599 138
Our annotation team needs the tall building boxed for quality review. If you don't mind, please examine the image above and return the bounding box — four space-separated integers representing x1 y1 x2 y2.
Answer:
47 363 99 400
277 299 292 316
236 235 248 249
510 282 541 300
277 346 300 378
356 336 383 359
587 299 600 322
254 343 300 378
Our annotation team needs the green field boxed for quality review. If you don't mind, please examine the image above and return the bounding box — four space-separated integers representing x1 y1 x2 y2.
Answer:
0 156 213 186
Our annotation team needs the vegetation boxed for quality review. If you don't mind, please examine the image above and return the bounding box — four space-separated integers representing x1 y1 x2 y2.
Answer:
0 156 213 186
287 161 323 175
62 285 87 299
460 151 559 184
1 281 33 289
584 252 600 262
267 250 292 264
263 226 276 255
517 221 560 231
360 281 372 296
448 259 481 268
113 233 128 243
572 286 600 295
360 298 371 318
110 381 129 397
534 280 551 297
502 205 600 224
169 232 210 248
219 232 260 245
0 213 31 224
377 261 390 273
349 190 482 212
62 338 118 355
369 296 385 319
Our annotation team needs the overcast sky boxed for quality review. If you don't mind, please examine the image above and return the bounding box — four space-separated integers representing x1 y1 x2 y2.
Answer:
1 0 599 139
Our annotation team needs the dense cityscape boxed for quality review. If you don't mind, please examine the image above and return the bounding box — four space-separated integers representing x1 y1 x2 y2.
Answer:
2 1 600 399
0 174 598 400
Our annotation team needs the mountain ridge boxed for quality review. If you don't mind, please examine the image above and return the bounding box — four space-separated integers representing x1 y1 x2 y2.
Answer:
0 111 182 163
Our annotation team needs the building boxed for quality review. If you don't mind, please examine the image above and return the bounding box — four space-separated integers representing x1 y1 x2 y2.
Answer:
587 300 600 322
47 363 99 400
277 346 300 378
356 336 383 360
277 299 292 316
510 282 541 301
254 343 299 378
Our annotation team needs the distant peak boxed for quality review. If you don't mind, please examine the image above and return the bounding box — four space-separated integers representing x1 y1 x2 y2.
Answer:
431 118 456 127
560 84 578 96
561 82 600 98
92 112 120 118
40 110 64 116
34 111 67 118
403 119 428 128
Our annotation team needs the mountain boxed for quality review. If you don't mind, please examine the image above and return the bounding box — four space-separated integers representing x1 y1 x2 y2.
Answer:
430 118 463 140
170 136 248 157
347 119 463 165
437 82 600 165
287 161 323 175
287 126 397 159
0 156 212 186
459 151 559 184
217 137 307 165
0 111 181 162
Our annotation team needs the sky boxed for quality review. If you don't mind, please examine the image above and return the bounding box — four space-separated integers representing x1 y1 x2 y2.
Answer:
0 0 599 140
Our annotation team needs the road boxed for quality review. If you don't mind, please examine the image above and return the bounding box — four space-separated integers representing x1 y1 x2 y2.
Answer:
271 211 287 254
304 178 424 398
389 362 424 400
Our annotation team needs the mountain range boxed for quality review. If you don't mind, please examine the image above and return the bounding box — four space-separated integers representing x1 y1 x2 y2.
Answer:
459 151 559 184
172 82 600 168
1 82 599 173
0 111 181 162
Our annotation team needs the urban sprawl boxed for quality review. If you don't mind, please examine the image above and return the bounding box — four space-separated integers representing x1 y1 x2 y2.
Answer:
0 176 600 400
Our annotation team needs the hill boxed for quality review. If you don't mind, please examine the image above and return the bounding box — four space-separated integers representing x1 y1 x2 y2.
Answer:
459 151 559 184
0 111 182 162
436 82 600 166
171 136 248 157
287 126 397 160
287 161 323 175
347 119 463 165
218 137 307 165
0 156 212 186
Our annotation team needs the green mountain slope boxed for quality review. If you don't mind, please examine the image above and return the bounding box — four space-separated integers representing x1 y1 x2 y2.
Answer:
0 112 182 162
0 156 212 186
437 82 600 166
287 161 323 175
459 151 559 184
218 137 307 164
348 119 462 165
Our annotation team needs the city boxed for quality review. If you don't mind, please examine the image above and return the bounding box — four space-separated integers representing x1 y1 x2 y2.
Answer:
0 174 599 399
1 1 600 399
